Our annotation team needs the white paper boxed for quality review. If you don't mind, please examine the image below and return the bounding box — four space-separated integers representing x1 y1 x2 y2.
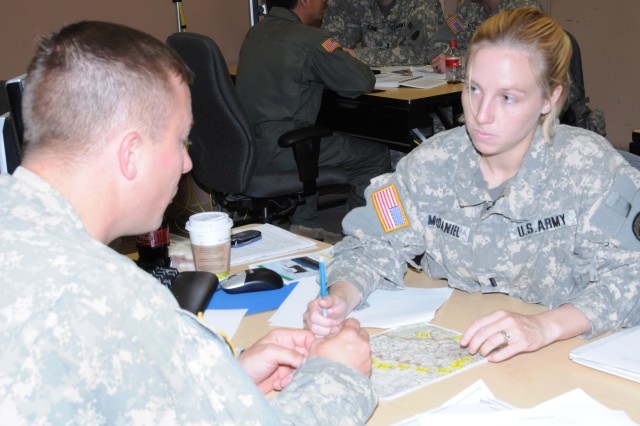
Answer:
569 325 640 383
202 308 247 339
392 380 510 426
413 384 636 426
268 277 319 328
229 224 317 266
373 64 447 89
349 287 453 328
410 65 447 80
249 247 333 283
168 224 317 268
374 73 447 89
268 283 452 329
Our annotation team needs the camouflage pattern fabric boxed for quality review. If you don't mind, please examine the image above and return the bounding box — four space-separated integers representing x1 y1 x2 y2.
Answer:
322 0 445 66
322 0 350 38
432 0 544 54
585 108 606 136
0 167 377 424
328 124 640 339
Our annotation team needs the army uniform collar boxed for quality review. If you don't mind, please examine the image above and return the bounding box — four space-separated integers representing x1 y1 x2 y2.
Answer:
454 125 552 220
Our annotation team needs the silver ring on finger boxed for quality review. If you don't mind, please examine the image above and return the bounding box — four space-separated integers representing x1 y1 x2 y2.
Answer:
500 330 512 345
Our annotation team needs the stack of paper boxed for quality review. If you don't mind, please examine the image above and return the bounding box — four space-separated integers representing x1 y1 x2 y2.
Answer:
569 325 640 383
375 73 447 89
395 380 636 426
373 64 447 89
168 223 317 267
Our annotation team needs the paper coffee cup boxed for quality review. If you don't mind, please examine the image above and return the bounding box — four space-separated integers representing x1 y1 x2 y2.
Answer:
185 212 233 277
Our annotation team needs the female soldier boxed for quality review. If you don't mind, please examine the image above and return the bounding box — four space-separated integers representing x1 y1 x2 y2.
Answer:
304 8 640 362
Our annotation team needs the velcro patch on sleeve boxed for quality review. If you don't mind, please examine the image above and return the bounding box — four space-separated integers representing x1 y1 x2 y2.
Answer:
446 15 463 35
373 184 410 233
321 38 341 52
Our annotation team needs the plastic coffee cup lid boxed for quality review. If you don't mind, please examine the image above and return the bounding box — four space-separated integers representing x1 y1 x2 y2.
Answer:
185 212 233 232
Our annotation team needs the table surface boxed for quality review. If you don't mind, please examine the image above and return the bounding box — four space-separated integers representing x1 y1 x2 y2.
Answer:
136 230 639 424
229 63 462 102
366 81 463 102
232 264 640 425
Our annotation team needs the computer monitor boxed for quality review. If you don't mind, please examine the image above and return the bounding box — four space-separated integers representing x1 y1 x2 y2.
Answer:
248 0 267 27
5 76 25 147
1 76 25 174
1 114 20 174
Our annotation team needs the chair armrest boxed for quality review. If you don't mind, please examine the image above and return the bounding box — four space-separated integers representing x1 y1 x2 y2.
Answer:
278 125 333 195
278 125 333 148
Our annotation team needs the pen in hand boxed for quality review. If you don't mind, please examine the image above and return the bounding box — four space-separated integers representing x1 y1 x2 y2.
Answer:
319 258 327 317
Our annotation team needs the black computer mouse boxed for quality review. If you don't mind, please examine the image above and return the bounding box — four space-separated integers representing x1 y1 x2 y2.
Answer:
220 268 284 294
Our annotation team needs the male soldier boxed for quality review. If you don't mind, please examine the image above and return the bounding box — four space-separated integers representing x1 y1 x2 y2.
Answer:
322 0 445 66
430 0 543 72
237 0 390 241
0 21 377 423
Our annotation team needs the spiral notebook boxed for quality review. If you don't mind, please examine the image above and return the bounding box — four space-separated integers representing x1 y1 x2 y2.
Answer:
375 73 447 89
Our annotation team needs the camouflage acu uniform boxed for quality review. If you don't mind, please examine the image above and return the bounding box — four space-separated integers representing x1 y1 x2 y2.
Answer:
322 0 350 38
322 0 444 66
0 167 377 424
328 125 640 338
432 0 544 54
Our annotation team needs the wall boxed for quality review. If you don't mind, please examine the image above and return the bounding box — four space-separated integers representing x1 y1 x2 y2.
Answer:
1 0 637 149
0 0 249 78
547 0 640 150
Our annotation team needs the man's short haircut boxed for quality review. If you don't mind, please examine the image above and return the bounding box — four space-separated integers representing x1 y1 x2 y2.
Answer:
21 21 193 161
266 0 298 11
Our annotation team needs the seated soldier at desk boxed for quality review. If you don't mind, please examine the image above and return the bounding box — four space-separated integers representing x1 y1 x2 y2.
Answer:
305 9 640 362
237 0 390 242
0 21 376 423
322 0 445 67
430 0 543 73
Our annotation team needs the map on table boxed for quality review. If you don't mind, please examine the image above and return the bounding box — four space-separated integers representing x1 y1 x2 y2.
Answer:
370 322 487 400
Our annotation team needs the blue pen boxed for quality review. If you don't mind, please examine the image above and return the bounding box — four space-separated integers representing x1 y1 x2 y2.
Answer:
319 258 327 317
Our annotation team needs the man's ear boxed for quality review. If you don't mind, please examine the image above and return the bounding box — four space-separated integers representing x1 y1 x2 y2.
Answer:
118 131 142 181
298 0 311 10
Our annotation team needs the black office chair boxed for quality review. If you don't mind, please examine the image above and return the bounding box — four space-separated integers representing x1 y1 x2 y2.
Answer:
166 32 349 225
560 31 606 136
2 78 23 174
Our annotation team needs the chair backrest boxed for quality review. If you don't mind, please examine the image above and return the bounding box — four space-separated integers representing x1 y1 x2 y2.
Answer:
561 31 606 136
166 32 256 194
2 114 21 174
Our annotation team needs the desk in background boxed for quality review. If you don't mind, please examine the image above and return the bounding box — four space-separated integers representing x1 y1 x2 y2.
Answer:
316 83 463 151
233 267 640 425
228 64 463 152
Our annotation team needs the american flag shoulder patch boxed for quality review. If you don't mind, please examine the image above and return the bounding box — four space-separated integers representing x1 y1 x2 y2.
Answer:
321 38 341 52
446 14 463 35
372 184 409 233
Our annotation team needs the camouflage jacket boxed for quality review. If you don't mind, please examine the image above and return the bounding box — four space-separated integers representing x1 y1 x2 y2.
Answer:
328 125 640 338
0 167 377 425
322 0 444 66
432 0 543 55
